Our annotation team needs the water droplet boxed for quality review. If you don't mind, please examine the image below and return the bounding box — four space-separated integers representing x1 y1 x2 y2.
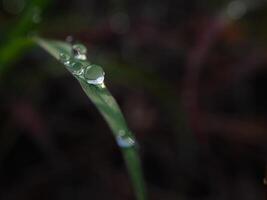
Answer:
32 6 41 23
69 61 85 77
72 43 87 60
59 53 71 65
84 64 105 85
72 44 87 54
116 131 136 148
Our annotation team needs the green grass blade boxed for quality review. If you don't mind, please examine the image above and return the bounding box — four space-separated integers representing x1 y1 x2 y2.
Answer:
34 37 147 200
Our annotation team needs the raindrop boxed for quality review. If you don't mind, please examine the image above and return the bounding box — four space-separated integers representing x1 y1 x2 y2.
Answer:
84 64 105 85
59 53 71 65
72 43 87 60
116 131 136 148
69 61 85 77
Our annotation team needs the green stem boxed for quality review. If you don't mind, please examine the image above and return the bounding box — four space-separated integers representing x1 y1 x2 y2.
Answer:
79 80 147 200
35 38 147 200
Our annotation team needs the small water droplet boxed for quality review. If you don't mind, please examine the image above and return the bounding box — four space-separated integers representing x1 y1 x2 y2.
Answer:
84 64 105 85
69 61 85 77
59 53 71 65
116 131 135 148
72 43 87 60
32 6 41 23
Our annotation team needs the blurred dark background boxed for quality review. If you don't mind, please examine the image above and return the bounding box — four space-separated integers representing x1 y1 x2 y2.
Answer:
0 0 267 199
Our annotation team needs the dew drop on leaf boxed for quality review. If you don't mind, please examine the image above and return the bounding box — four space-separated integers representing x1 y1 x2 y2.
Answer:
84 64 105 85
69 61 85 77
116 130 136 148
72 43 87 60
59 53 71 65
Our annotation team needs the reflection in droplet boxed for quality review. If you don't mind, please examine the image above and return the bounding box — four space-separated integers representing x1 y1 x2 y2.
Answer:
72 43 87 60
116 130 136 148
84 64 105 85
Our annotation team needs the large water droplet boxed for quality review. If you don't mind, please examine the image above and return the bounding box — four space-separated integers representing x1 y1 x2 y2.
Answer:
116 130 136 148
59 53 71 65
84 64 105 85
72 43 87 60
